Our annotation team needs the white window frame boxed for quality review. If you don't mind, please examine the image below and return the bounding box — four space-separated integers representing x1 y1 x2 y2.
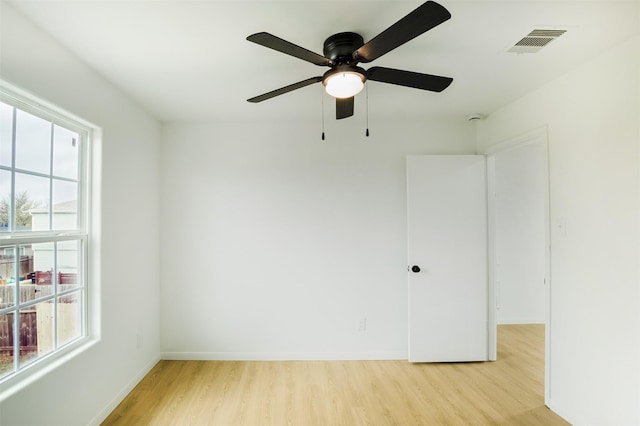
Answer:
0 81 98 394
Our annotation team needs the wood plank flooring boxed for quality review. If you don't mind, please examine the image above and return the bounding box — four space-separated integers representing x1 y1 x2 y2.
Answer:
102 324 569 425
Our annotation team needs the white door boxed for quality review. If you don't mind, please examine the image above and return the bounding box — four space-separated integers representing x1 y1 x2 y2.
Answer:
407 155 488 362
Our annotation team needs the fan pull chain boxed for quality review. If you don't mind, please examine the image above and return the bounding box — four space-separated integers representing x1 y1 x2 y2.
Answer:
365 83 370 137
321 86 326 141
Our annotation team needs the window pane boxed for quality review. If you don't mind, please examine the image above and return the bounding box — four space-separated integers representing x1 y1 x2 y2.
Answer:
21 303 52 367
0 102 12 168
52 180 78 230
15 109 51 175
19 244 37 304
21 281 51 305
15 172 49 231
27 242 54 304
57 240 80 291
58 292 82 347
0 245 16 308
52 125 78 180
0 313 16 379
0 169 10 233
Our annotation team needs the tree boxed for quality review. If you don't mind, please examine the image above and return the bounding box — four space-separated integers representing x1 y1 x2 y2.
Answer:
0 191 40 228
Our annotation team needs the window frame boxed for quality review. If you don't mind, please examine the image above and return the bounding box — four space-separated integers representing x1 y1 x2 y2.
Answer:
0 82 96 391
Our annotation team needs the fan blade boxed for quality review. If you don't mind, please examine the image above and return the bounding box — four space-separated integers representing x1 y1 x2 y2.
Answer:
247 77 323 103
247 32 332 66
367 67 452 92
336 97 355 119
354 1 451 63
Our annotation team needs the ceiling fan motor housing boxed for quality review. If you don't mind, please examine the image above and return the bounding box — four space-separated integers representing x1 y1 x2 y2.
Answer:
323 32 364 63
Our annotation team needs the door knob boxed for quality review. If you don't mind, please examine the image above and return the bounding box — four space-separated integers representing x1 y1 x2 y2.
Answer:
411 265 421 273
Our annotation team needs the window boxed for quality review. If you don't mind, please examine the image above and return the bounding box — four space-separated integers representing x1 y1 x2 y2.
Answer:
0 87 90 384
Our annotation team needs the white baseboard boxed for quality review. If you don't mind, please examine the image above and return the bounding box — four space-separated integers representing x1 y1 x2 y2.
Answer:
88 354 161 426
161 351 407 361
498 319 545 325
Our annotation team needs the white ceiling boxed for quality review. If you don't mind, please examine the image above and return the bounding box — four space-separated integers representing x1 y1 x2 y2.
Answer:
6 0 640 124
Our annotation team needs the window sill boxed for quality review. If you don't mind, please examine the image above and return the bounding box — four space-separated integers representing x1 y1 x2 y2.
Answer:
0 336 99 402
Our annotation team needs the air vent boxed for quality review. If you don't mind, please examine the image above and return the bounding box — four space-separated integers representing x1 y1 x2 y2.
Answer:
507 29 567 54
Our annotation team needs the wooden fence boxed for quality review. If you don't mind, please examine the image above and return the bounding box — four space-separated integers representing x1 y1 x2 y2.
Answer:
0 311 38 356
0 278 78 359
0 256 34 283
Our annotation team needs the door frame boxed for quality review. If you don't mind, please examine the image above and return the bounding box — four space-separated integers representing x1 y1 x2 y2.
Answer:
483 126 551 404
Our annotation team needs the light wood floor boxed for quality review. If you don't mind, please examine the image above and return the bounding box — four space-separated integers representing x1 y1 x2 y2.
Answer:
102 324 569 425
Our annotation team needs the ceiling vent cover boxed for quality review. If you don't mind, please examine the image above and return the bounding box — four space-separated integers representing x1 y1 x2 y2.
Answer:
508 29 566 54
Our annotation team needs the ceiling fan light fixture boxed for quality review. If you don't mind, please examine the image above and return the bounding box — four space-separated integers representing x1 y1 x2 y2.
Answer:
323 70 365 98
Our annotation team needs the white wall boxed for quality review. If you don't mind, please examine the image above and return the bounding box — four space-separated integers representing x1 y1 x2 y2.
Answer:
477 35 640 426
0 3 162 425
493 142 547 324
160 119 475 360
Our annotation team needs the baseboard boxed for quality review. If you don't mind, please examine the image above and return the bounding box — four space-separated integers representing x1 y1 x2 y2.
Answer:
498 319 545 325
88 354 161 426
161 351 407 361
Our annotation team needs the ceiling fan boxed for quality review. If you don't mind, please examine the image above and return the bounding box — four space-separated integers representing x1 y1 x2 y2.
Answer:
246 1 453 120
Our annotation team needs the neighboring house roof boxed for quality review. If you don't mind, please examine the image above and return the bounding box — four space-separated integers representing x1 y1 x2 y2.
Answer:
30 200 77 214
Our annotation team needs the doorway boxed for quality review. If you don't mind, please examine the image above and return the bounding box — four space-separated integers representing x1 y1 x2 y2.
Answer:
485 127 551 404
